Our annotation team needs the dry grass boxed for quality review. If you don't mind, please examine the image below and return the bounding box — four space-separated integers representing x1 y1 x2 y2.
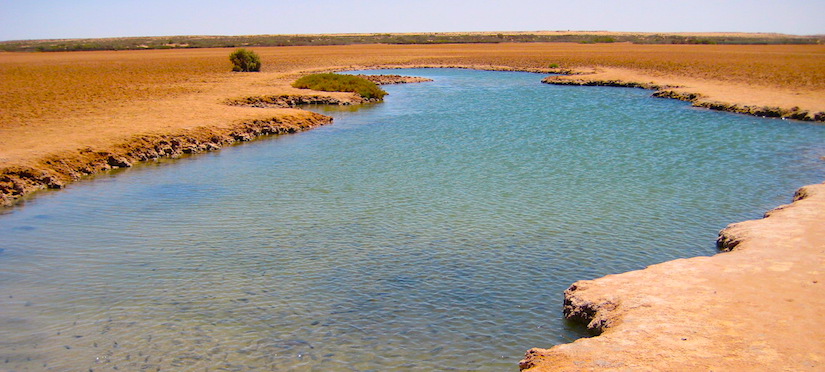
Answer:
3 43 823 127
253 43 825 90
0 49 231 127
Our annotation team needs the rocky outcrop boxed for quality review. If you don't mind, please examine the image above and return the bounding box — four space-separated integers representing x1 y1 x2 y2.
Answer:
561 283 620 334
541 76 667 90
648 89 701 101
225 94 366 108
354 74 434 85
520 181 825 371
0 112 332 207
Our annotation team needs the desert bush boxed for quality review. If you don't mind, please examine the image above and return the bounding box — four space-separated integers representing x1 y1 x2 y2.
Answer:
229 48 261 72
292 73 388 100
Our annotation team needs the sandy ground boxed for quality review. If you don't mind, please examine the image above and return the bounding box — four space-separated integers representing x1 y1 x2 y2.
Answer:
1 42 824 370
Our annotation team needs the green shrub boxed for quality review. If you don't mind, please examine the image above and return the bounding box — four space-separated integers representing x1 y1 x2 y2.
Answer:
580 36 617 44
229 48 261 72
292 73 388 100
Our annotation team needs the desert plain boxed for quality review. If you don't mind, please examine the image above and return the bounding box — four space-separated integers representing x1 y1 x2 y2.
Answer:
1 40 824 370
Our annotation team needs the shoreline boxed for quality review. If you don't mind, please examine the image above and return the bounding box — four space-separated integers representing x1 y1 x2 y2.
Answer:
1 46 824 369
0 76 424 208
1 111 332 207
6 63 821 207
520 181 825 371
542 68 825 122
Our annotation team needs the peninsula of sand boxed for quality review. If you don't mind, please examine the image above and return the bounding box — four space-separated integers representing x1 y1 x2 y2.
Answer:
2 39 824 370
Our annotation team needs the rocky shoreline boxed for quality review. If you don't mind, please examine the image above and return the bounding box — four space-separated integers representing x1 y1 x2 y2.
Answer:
542 75 825 122
225 93 369 108
520 181 825 371
0 112 332 207
355 74 434 85
530 70 825 370
1 74 432 208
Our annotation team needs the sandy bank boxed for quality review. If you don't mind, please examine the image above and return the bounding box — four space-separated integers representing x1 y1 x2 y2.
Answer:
520 181 825 370
0 69 431 207
0 111 332 207
543 67 825 121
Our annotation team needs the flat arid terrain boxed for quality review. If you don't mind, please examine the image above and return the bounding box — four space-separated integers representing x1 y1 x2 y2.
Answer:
2 40 824 370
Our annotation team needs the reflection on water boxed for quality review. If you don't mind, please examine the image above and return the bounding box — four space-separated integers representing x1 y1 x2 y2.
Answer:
1 69 823 371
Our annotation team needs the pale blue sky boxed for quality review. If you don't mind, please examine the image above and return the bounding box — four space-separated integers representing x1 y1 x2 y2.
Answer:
1 0 823 41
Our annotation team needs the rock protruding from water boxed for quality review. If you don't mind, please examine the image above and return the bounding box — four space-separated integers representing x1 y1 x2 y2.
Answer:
225 94 365 108
354 74 433 85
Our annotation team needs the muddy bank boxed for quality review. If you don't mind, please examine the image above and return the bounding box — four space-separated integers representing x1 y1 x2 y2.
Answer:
542 75 825 122
520 181 825 371
0 112 331 207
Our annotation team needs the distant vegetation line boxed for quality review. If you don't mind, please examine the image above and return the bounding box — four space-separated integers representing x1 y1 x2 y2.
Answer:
2 33 822 52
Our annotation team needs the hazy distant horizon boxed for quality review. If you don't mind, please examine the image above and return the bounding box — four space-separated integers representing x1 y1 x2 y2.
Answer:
1 0 823 42
2 30 821 43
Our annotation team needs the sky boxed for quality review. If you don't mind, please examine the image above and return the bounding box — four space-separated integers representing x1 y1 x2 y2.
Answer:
1 0 824 41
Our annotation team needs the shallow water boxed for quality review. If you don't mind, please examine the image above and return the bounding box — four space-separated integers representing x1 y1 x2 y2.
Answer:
1 68 823 371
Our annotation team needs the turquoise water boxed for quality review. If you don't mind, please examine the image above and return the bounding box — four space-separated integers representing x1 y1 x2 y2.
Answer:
1 68 823 371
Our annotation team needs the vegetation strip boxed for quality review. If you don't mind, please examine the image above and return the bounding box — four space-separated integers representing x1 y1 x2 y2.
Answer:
292 73 388 100
3 32 822 52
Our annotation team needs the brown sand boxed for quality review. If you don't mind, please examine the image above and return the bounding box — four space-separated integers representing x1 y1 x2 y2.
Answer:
1 42 824 370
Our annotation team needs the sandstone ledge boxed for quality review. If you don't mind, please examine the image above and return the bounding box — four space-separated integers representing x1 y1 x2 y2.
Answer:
520 182 825 371
0 112 332 207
